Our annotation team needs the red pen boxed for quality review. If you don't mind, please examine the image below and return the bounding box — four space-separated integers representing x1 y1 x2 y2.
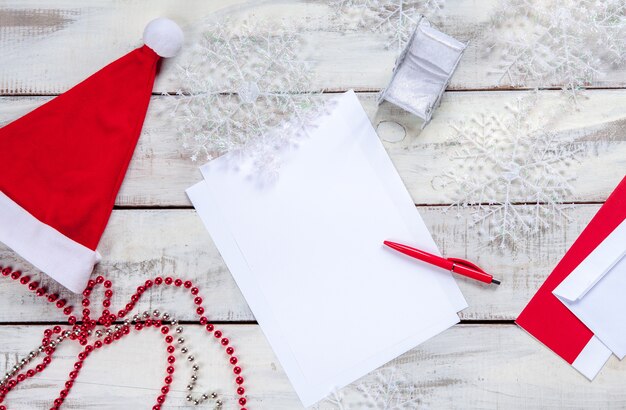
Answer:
384 241 501 285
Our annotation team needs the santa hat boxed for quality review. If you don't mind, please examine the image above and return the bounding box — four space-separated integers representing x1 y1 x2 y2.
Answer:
0 18 184 293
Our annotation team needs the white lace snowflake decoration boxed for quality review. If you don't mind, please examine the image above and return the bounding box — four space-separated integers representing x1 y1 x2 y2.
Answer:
332 0 446 51
353 367 421 409
311 366 420 409
437 94 581 249
489 0 626 101
172 21 323 172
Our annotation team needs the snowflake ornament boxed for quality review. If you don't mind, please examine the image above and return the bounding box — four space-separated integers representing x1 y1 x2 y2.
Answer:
436 94 581 249
353 367 421 409
311 367 420 409
488 0 626 102
171 20 323 174
332 0 446 51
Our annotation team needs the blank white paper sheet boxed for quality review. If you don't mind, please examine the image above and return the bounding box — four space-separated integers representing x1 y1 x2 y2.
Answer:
187 90 467 406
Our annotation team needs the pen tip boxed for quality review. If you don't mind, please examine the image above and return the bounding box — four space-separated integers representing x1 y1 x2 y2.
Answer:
491 278 501 285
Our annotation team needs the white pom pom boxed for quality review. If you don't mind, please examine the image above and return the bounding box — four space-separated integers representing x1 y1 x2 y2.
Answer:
143 18 184 58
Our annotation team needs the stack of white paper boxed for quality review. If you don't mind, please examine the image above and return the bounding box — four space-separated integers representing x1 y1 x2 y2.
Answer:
187 90 466 406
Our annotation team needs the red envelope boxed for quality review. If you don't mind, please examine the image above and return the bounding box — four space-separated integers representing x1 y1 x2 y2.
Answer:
516 176 626 379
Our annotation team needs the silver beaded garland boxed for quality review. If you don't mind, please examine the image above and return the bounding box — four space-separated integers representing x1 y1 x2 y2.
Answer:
1 327 72 386
1 310 224 410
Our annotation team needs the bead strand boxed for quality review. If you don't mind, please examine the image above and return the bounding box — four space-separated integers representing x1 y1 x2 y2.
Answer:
0 264 248 410
155 276 248 408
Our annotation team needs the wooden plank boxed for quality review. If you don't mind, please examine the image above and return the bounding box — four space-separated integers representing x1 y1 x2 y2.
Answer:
1 90 624 207
1 0 626 94
0 324 625 409
0 204 602 322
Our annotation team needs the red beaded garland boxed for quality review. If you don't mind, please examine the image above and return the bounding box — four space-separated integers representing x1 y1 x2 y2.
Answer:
0 264 248 409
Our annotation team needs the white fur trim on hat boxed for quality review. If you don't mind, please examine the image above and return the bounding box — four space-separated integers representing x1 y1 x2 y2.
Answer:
0 190 101 294
143 18 184 58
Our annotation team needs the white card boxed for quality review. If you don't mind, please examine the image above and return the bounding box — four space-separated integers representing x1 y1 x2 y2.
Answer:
554 219 626 359
187 90 466 406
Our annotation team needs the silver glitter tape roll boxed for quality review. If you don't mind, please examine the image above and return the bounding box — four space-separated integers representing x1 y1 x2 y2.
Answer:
379 17 467 127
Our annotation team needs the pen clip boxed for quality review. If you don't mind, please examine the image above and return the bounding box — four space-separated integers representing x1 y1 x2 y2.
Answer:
446 257 487 274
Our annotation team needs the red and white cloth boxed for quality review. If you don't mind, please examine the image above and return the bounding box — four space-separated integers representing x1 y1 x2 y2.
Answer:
0 18 183 293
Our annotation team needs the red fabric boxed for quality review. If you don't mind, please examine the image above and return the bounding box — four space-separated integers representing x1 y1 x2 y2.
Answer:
0 45 159 250
516 176 626 364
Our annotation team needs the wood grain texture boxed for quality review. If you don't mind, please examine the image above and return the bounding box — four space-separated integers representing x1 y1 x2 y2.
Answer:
0 90 624 207
1 1 626 408
0 205 602 322
2 0 626 95
0 324 625 409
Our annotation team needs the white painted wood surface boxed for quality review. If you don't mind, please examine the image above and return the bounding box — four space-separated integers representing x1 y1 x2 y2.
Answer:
0 91 624 207
0 0 625 409
0 205 604 322
1 325 626 409
2 0 626 94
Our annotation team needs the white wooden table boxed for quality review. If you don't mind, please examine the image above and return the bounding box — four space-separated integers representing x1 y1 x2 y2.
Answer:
1 1 625 408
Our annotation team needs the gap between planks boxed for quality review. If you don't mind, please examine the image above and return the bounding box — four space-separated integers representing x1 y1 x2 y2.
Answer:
0 320 517 326
2 86 626 98
111 201 608 210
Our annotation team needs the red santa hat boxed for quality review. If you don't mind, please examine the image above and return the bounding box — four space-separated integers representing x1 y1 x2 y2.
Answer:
0 18 184 293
